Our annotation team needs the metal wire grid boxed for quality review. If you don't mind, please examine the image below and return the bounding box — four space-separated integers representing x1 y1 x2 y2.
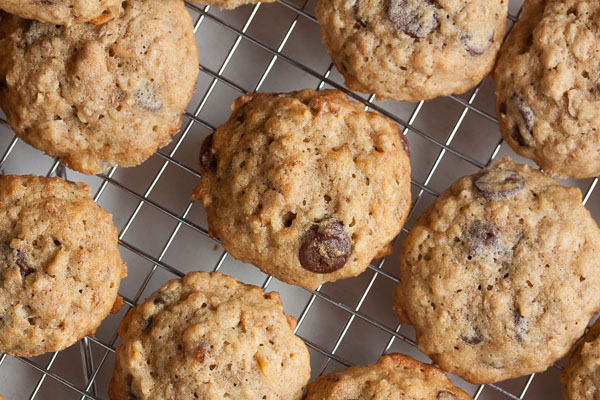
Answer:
0 0 598 398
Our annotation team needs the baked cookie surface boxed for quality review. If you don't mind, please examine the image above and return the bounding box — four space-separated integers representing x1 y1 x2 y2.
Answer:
0 175 126 357
0 0 198 174
187 0 274 10
0 0 121 26
562 319 600 400
315 0 508 101
305 353 472 400
494 0 600 178
192 89 411 289
393 158 600 384
109 271 310 400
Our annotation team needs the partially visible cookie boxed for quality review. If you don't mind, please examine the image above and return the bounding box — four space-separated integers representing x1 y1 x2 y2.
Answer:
192 89 411 289
0 0 120 26
0 0 198 174
394 157 600 384
187 0 274 10
562 319 600 400
315 0 508 101
305 353 472 399
0 175 126 357
494 0 600 178
109 271 310 400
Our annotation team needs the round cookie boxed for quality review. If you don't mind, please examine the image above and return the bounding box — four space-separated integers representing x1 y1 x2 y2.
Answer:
393 157 600 384
0 175 126 357
0 0 198 175
561 318 600 400
494 0 600 178
305 353 472 399
109 271 310 400
0 0 121 26
187 0 274 10
315 0 508 102
192 89 411 289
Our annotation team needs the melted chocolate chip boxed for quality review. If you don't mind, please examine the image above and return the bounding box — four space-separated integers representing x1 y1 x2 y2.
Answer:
153 297 165 305
507 95 535 147
23 21 62 48
461 326 483 345
128 394 138 400
199 134 217 174
499 101 507 115
16 251 34 278
460 32 494 56
134 85 162 112
387 0 439 39
353 0 367 27
467 221 501 257
437 391 458 400
299 218 352 274
514 309 527 342
473 169 525 200
143 316 154 333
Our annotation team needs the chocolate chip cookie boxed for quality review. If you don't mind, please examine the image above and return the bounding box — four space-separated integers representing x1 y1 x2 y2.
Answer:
305 353 472 399
192 89 411 289
561 318 600 400
0 175 126 357
109 271 310 400
315 0 508 102
0 0 120 26
393 157 600 384
494 0 600 178
0 0 198 174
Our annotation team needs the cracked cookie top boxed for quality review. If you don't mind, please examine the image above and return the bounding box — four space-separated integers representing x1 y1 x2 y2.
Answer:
0 0 198 174
192 89 411 289
315 0 508 101
394 157 600 384
109 271 310 400
0 175 126 357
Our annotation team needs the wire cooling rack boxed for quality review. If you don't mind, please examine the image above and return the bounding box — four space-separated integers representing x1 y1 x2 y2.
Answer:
1 0 599 398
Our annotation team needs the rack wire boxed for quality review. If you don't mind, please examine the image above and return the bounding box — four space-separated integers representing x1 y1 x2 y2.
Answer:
0 0 598 398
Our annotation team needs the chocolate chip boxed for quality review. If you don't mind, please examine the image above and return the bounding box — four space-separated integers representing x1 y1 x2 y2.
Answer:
437 391 458 400
461 326 483 345
473 168 525 200
299 218 351 274
387 0 439 39
514 310 527 342
400 133 410 156
153 297 165 305
23 21 62 48
199 134 217 174
134 85 162 112
143 316 154 333
16 251 34 278
353 0 367 28
506 95 535 147
467 221 500 257
499 101 507 115
460 32 494 56
128 394 138 400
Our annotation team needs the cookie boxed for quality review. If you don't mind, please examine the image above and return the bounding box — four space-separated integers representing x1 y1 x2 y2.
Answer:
0 0 198 175
393 157 600 384
0 175 126 357
188 0 274 10
109 271 310 400
0 0 121 26
315 0 508 102
494 0 600 178
305 353 472 399
192 89 411 289
561 318 600 400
